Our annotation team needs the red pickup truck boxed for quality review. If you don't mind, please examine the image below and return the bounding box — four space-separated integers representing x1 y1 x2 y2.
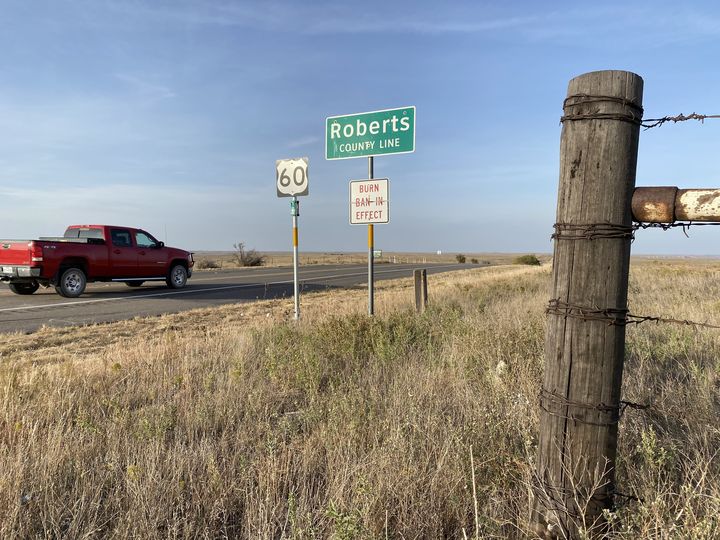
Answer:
0 225 194 298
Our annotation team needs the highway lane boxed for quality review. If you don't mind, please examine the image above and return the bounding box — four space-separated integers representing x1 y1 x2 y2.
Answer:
0 263 472 333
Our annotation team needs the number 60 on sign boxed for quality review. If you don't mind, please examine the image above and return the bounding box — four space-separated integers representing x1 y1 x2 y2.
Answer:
276 157 309 197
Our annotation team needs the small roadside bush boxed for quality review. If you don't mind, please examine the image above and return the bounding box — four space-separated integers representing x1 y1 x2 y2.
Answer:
233 242 266 267
470 258 479 264
196 259 220 270
513 254 541 266
455 254 466 264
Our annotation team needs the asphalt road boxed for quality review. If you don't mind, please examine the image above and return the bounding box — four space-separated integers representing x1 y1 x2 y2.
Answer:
0 263 472 333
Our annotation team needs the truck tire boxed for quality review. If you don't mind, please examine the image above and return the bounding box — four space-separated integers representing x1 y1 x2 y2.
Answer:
8 281 39 295
125 281 144 287
55 268 87 298
166 264 187 289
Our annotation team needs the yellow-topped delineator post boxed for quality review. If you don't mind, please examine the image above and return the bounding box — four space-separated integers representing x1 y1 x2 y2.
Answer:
292 196 300 320
276 157 309 321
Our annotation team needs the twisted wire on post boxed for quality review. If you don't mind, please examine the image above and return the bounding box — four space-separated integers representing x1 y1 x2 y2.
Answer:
560 94 644 125
539 387 650 429
539 388 621 427
546 299 629 326
552 222 635 241
546 298 720 331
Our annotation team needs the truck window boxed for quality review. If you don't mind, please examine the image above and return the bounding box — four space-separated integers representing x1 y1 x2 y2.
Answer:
135 231 158 248
64 228 104 239
110 229 133 247
79 228 104 239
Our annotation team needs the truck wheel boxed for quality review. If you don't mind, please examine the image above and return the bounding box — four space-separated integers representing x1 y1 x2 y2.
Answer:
55 268 87 298
8 281 39 295
166 264 187 289
125 281 144 287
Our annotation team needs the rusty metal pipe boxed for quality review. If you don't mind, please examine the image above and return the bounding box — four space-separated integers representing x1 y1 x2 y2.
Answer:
632 187 720 223
632 187 677 222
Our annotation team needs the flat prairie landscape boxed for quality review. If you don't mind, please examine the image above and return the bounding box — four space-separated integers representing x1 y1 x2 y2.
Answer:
1 260 718 538
192 250 541 269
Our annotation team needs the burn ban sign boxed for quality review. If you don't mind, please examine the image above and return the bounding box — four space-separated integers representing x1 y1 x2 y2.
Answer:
350 179 389 224
326 107 415 160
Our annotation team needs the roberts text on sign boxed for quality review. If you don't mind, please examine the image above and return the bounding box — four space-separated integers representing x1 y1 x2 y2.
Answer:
350 179 390 224
326 107 415 160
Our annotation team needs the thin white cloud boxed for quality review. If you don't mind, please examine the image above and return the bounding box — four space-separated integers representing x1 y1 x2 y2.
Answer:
114 73 176 100
287 135 320 149
56 0 720 47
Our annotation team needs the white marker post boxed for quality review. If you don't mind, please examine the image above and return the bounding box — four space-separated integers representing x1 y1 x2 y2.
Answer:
276 157 309 320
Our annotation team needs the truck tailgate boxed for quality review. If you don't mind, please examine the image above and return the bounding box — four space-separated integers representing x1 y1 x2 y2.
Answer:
0 241 33 266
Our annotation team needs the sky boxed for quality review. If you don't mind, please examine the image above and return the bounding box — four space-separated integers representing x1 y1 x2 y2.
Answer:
2 1 720 254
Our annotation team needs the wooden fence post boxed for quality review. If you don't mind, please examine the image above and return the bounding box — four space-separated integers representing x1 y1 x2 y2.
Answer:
414 269 427 313
532 71 643 538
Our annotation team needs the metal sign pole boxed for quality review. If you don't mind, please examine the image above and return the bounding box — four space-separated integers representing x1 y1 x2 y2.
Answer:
292 196 300 320
368 156 374 316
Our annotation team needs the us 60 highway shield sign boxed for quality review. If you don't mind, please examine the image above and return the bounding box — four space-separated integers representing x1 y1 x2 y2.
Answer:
276 157 309 197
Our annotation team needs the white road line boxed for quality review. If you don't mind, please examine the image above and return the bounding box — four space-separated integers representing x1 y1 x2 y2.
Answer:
0 264 462 314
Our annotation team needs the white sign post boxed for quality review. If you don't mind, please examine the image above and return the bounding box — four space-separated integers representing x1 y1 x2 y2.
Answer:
276 157 309 320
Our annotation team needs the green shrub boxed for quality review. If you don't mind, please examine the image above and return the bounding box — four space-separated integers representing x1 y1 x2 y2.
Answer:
455 254 466 264
513 254 541 266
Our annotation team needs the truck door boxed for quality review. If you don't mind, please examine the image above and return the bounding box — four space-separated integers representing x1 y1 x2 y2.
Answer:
109 228 137 277
135 231 168 277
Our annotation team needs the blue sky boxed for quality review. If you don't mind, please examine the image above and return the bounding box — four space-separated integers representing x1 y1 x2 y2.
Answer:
2 1 720 254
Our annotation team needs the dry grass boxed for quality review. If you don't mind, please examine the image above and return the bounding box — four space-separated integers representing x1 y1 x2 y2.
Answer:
0 261 718 538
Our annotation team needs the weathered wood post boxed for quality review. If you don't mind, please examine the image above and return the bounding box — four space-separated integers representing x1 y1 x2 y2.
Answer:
414 268 428 313
533 71 643 538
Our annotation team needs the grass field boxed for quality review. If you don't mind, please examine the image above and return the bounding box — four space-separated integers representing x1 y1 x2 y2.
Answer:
1 260 718 538
192 250 550 269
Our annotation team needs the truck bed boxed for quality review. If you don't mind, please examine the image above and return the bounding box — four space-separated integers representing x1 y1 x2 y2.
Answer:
38 237 106 245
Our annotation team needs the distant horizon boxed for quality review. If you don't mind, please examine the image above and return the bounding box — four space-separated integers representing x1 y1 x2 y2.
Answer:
190 248 720 259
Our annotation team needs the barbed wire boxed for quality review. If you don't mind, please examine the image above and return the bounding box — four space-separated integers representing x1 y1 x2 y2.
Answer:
642 112 720 130
551 221 720 242
625 313 720 330
559 94 720 130
547 299 720 331
633 221 720 238
539 388 650 429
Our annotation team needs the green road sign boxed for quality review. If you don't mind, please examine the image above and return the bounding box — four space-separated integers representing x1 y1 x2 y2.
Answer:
326 106 415 160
